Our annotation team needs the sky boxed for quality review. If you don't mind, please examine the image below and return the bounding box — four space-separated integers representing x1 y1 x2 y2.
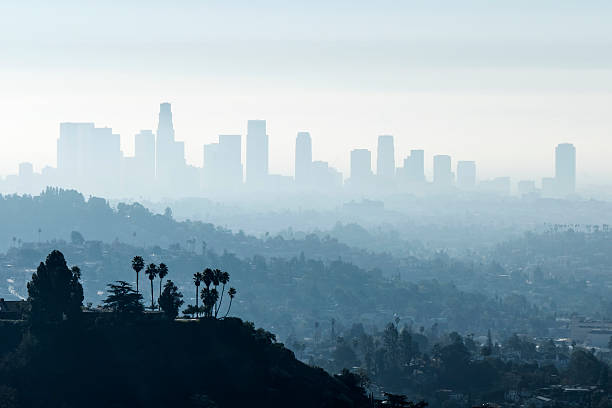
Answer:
1 0 612 183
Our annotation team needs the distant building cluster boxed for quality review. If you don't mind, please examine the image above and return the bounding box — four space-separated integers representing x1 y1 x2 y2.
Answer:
0 103 577 198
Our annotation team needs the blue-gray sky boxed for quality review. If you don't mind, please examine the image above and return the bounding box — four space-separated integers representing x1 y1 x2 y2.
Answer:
1 0 612 182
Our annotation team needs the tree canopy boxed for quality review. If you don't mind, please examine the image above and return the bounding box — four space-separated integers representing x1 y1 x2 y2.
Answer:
27 250 83 324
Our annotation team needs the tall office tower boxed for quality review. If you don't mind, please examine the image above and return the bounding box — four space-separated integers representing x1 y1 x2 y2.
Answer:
155 103 185 189
218 134 243 186
456 161 476 189
246 120 268 187
57 122 121 194
555 143 576 195
202 135 243 191
376 135 395 178
295 132 312 186
57 122 95 186
433 155 453 187
203 142 220 188
350 149 373 182
134 130 156 181
403 149 425 182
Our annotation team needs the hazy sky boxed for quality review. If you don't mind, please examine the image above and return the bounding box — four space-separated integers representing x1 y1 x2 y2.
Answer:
1 0 612 183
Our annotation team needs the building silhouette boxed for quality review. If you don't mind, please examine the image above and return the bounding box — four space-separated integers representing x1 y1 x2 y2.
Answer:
400 149 425 184
155 103 186 192
555 143 576 196
57 122 121 195
246 120 268 187
376 135 395 178
350 149 372 182
295 132 312 187
433 154 453 188
456 161 476 189
203 135 243 191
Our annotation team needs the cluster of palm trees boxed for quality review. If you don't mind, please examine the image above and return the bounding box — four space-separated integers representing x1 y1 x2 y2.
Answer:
131 256 169 310
191 268 236 319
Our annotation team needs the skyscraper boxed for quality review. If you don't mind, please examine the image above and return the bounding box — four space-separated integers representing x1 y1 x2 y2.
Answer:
57 122 120 195
350 149 372 182
295 132 312 186
402 149 425 183
218 134 243 186
376 135 395 178
134 130 156 182
246 120 268 187
456 161 476 189
155 103 185 189
202 135 243 191
555 143 576 195
433 155 453 188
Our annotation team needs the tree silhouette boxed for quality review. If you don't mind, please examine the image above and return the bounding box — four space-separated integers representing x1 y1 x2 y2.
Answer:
201 287 218 318
103 280 144 315
214 271 230 318
131 256 144 294
27 250 84 324
203 268 213 289
158 263 168 310
193 272 203 318
224 287 237 318
144 263 158 310
158 280 183 320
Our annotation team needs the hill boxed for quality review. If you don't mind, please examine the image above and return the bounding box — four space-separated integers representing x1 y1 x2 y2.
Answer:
0 317 370 408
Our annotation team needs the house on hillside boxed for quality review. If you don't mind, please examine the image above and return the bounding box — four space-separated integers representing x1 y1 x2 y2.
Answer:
0 298 29 320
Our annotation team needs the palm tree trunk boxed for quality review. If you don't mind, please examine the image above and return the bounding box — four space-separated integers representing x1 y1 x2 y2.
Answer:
215 284 225 318
224 298 233 318
159 279 163 311
195 286 199 318
136 272 139 294
150 280 154 310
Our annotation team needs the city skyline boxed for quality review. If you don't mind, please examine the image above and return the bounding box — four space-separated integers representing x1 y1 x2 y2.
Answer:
2 2 612 183
1 102 577 199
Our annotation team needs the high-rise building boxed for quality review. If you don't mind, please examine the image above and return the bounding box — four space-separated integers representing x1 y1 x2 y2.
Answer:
218 134 243 186
202 135 243 191
402 149 425 183
155 103 185 189
311 161 343 190
57 122 120 195
456 161 476 189
246 120 268 187
350 149 372 182
135 130 155 182
295 132 312 186
555 143 576 195
376 135 395 178
433 155 453 188
57 122 95 185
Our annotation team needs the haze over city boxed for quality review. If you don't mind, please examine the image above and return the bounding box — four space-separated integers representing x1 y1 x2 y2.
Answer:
2 0 612 183
1 2 612 408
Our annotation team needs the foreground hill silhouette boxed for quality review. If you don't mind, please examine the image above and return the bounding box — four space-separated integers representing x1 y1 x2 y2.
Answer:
0 319 370 408
0 251 370 408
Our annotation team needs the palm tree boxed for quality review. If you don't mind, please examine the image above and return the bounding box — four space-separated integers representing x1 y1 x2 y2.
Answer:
158 263 168 310
131 256 145 294
193 272 203 318
215 271 230 318
224 287 237 318
203 268 213 289
145 263 157 310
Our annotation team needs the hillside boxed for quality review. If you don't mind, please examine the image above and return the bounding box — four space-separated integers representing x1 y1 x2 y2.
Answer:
0 317 370 408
